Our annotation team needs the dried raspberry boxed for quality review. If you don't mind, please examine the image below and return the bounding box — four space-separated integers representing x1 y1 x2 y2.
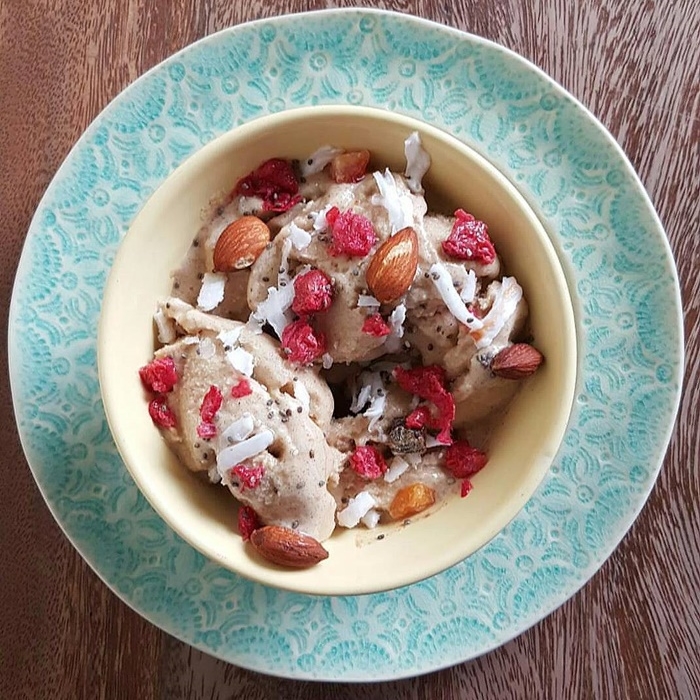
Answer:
281 319 326 365
405 406 431 429
148 398 176 428
460 479 473 498
292 269 333 315
234 158 301 213
349 445 387 480
238 505 260 541
362 313 391 337
325 206 377 257
200 385 223 422
231 379 253 398
445 440 489 479
394 366 455 444
232 463 265 490
442 209 496 264
196 421 217 439
139 357 178 394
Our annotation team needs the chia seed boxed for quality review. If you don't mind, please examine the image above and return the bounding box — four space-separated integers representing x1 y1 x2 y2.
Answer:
197 272 204 280
297 406 303 413
192 239 199 247
309 450 315 458
377 534 385 540
296 482 304 489
291 520 299 529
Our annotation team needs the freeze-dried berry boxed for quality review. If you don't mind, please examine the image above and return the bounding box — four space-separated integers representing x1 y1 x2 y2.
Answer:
292 269 333 315
238 505 261 541
388 421 426 455
281 319 327 365
148 398 176 428
349 445 387 480
232 463 265 490
139 356 178 394
234 158 301 213
361 313 391 337
200 385 223 422
196 421 217 439
445 440 489 479
231 379 253 398
442 209 496 264
460 479 473 498
325 206 377 257
405 406 431 430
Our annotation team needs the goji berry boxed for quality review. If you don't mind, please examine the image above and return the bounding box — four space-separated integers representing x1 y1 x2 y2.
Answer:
445 440 489 479
292 269 333 315
325 206 377 257
349 445 387 480
148 398 176 428
232 463 265 490
231 379 253 398
139 357 178 394
238 505 260 541
281 319 326 365
442 209 496 264
361 313 391 337
234 158 301 213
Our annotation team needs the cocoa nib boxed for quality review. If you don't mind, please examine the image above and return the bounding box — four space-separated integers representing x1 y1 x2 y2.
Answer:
388 421 426 455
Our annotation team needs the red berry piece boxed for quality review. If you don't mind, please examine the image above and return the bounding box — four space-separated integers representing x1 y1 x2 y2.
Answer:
325 206 377 257
460 479 473 498
238 505 261 541
232 463 265 490
148 398 177 428
234 158 301 213
196 421 217 439
405 406 431 429
442 209 496 264
349 445 387 480
292 269 334 315
139 357 178 394
445 440 489 479
231 379 253 398
361 313 391 337
200 385 223 422
281 319 327 365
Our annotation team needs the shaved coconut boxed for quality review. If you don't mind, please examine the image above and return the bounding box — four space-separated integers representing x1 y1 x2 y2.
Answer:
293 381 311 412
278 237 293 285
197 272 226 311
357 294 381 308
301 145 343 176
460 269 478 304
221 413 255 445
372 169 414 234
384 302 407 353
361 509 381 529
208 465 221 484
384 455 410 483
365 393 386 431
350 382 373 413
404 452 422 465
217 327 243 349
311 204 333 232
198 336 216 359
154 307 176 344
337 491 377 528
216 429 274 475
322 353 334 370
181 336 200 345
288 222 312 250
404 132 431 194
236 195 263 216
226 346 255 376
425 434 449 448
474 277 523 349
429 263 483 330
250 283 295 338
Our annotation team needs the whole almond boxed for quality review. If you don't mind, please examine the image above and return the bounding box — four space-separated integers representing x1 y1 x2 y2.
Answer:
213 216 270 271
365 227 419 303
250 525 329 568
491 343 544 379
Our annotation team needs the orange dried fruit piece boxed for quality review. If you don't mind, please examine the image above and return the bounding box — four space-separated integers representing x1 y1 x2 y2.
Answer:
329 149 371 183
388 483 436 520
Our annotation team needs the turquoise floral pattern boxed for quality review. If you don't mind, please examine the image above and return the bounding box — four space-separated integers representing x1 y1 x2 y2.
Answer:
8 9 682 681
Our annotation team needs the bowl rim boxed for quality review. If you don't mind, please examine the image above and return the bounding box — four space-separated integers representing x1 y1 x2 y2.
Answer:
98 104 578 596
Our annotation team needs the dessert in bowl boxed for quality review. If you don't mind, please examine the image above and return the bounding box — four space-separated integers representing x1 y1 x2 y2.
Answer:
98 105 577 596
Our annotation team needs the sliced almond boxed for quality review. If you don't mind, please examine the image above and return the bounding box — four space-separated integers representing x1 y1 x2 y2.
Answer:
365 227 419 303
491 343 544 379
388 483 436 520
213 216 271 272
329 150 371 183
250 525 329 568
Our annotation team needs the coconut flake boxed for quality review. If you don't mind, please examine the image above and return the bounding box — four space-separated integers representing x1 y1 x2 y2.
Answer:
429 262 483 330
473 277 523 349
221 413 256 445
197 272 227 312
460 269 478 304
301 146 344 176
371 169 414 234
217 327 243 349
404 452 422 465
357 294 381 308
404 132 431 194
182 335 200 345
384 455 410 483
322 353 334 370
289 222 312 250
311 205 333 233
216 429 274 475
425 434 450 449
365 393 386 431
361 509 381 529
350 382 373 414
337 491 377 528
293 381 311 412
154 308 176 344
384 303 407 353
226 346 255 376
208 465 221 484
198 336 216 359
250 283 295 338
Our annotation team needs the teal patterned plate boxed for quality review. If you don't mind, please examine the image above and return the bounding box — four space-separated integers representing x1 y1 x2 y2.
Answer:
8 9 683 681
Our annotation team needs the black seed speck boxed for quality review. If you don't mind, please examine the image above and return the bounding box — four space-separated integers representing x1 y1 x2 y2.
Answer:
280 281 287 287
341 497 349 504
300 177 307 184
297 406 303 413
194 442 200 449
266 399 273 406
427 343 434 351
197 272 204 280
307 158 313 165
424 272 430 278
285 408 292 417
403 519 411 526
309 450 315 458
291 520 299 529
173 281 180 289
318 480 324 487
202 452 208 460
296 482 304 489
266 242 273 250
377 534 385 540
262 276 270 282
267 412 274 419
193 239 199 247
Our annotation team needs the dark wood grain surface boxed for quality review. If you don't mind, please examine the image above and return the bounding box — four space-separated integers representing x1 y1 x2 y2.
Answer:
1 1 698 698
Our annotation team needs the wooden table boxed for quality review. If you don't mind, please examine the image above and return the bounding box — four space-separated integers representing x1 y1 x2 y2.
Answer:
1 1 698 697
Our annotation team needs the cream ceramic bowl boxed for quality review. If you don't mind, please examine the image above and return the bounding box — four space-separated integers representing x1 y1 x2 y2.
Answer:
98 105 577 596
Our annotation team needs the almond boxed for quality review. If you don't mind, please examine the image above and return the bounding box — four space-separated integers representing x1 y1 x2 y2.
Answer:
388 483 436 520
329 149 371 183
491 343 544 379
365 227 419 303
213 216 270 271
250 525 329 568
